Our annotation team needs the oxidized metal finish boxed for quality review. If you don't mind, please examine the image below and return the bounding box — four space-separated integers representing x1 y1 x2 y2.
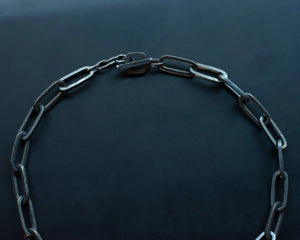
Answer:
9 52 289 240
260 117 288 149
238 93 271 126
33 80 63 112
58 66 97 92
116 52 151 74
159 55 197 77
18 105 46 141
191 62 228 83
219 75 249 100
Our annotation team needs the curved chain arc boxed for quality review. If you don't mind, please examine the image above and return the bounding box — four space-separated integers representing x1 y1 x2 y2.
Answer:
9 52 289 240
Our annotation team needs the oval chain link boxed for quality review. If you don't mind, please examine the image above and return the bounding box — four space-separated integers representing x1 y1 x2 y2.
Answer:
264 201 285 239
9 52 289 240
259 117 288 149
270 171 289 212
33 81 63 112
10 131 30 173
16 196 38 238
238 93 271 127
158 55 198 77
12 163 30 204
19 105 46 141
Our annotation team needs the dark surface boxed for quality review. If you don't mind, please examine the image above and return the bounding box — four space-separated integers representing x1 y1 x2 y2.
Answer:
0 0 299 239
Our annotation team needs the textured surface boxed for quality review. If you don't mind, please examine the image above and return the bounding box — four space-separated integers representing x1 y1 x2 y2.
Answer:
0 0 299 239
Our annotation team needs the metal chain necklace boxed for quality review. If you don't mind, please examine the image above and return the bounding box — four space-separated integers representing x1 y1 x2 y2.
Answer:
10 52 289 240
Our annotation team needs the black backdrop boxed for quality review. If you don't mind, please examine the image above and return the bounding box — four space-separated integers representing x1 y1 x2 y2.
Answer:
0 0 299 239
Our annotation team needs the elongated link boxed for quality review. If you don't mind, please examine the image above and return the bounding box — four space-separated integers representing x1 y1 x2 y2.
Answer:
16 196 38 238
33 81 63 112
19 105 45 141
58 66 97 92
190 62 228 83
264 201 285 239
238 93 271 126
10 52 289 240
270 171 289 212
159 55 198 77
12 163 30 204
259 117 288 149
219 75 249 101
10 131 30 173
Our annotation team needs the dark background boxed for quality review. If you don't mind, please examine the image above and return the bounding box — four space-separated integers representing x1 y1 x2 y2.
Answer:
0 0 299 239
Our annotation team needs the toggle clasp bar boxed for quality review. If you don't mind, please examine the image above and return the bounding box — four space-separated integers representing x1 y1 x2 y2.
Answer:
116 52 152 75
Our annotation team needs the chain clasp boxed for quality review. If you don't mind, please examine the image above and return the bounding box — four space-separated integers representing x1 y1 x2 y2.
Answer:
116 52 152 75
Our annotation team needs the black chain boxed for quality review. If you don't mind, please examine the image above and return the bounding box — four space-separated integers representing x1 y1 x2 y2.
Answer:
9 52 289 240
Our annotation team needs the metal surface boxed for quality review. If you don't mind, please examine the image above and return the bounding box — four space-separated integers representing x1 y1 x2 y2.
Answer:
270 171 289 212
238 93 271 126
277 140 285 177
58 66 97 92
264 201 285 239
159 55 197 77
33 80 63 112
9 52 289 240
260 117 288 149
190 62 228 83
18 105 46 141
116 52 151 74
256 231 276 240
219 75 249 101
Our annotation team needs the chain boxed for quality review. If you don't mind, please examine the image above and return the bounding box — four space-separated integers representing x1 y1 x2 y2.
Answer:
9 52 289 240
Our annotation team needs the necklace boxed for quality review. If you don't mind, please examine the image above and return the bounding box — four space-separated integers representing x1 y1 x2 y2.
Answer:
10 52 288 240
